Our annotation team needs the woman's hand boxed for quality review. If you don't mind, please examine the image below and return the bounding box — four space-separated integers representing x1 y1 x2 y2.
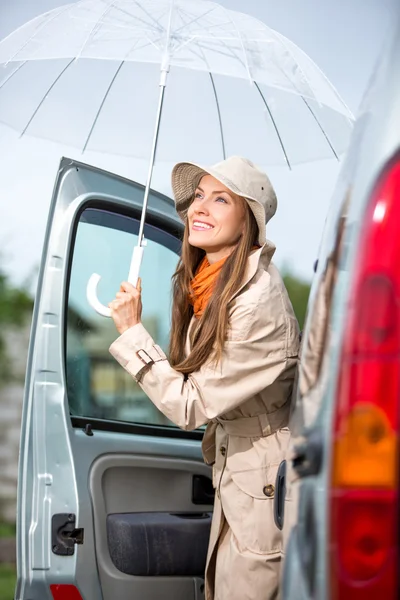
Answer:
109 279 142 335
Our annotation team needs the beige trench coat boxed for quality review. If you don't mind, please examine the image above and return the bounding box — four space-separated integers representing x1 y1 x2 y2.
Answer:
110 242 300 600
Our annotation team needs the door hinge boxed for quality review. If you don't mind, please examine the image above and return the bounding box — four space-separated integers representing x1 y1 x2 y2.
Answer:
52 513 84 556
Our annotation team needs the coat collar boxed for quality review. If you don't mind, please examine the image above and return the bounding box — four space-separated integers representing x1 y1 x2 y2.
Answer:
228 240 276 303
187 240 276 338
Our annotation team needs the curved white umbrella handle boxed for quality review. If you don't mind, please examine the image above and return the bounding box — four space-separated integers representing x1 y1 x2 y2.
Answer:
86 246 144 318
86 273 112 317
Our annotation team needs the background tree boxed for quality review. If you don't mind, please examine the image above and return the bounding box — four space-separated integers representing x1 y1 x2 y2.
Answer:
0 268 33 385
282 271 311 330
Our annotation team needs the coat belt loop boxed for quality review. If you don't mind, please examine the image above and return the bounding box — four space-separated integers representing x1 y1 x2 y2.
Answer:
258 413 271 436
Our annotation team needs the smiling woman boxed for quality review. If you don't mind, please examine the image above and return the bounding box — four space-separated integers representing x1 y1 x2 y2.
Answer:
188 176 246 263
108 156 300 600
168 172 260 372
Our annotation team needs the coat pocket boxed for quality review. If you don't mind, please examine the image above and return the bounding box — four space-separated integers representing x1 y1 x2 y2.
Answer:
226 465 282 555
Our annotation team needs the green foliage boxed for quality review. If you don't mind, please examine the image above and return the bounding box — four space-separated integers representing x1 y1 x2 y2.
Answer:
0 268 33 385
0 564 16 600
0 525 15 599
282 271 311 331
0 273 33 326
0 524 15 539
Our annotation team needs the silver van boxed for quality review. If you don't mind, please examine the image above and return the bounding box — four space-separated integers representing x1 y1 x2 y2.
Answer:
281 9 400 600
14 163 213 600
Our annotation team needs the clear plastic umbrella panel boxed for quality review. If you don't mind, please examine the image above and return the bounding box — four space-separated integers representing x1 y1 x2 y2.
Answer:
0 0 354 317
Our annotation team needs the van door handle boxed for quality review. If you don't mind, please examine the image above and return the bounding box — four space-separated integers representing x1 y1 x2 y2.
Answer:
292 428 323 478
192 475 215 505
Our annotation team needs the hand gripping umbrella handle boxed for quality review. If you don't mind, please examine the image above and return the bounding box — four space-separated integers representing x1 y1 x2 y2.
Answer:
86 245 144 318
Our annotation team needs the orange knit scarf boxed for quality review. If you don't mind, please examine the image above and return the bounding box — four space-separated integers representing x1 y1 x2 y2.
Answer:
189 255 228 318
189 246 260 318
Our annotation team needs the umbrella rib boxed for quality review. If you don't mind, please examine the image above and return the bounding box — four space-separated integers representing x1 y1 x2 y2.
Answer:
272 60 340 160
173 7 226 159
101 4 163 33
173 7 217 37
132 0 166 33
77 1 162 47
176 5 246 72
0 60 27 90
220 6 253 82
76 0 118 59
272 31 316 100
2 3 75 65
173 34 246 73
254 82 291 170
275 30 353 120
20 57 75 137
73 1 162 35
301 96 339 160
209 73 226 159
111 5 172 56
172 6 236 55
185 14 249 76
82 59 125 153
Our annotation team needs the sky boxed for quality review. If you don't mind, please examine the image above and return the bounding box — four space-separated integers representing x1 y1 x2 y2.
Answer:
0 0 397 289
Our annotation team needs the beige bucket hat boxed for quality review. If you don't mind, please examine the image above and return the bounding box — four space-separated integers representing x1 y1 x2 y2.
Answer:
171 156 277 245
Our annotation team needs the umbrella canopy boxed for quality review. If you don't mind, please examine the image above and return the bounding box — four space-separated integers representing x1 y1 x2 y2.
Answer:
0 0 353 168
0 0 354 317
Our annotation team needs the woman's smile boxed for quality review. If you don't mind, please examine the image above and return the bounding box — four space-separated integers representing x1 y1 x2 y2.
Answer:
191 220 214 231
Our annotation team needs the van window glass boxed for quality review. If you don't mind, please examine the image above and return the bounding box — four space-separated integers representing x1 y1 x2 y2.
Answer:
66 207 180 427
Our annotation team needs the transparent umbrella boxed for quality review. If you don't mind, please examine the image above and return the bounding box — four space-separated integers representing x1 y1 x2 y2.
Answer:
0 0 354 316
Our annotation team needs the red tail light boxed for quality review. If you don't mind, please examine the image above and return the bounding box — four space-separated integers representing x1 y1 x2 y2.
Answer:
50 584 83 600
330 156 400 599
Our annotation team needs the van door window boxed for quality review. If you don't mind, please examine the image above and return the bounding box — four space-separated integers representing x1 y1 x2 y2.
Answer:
66 207 180 427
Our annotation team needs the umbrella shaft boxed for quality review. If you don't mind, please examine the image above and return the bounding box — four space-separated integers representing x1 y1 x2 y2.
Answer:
137 79 166 246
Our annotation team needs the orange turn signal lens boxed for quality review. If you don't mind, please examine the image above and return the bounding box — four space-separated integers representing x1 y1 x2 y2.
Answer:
332 403 397 488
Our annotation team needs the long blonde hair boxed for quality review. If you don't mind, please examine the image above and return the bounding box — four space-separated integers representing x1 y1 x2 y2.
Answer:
169 202 259 374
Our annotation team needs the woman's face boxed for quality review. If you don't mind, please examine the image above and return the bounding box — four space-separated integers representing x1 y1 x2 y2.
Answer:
187 175 246 262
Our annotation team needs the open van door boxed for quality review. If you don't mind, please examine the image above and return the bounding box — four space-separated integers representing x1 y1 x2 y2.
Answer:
15 158 213 600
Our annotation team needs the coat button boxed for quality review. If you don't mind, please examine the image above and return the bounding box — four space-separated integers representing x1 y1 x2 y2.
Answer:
263 484 275 497
220 446 226 457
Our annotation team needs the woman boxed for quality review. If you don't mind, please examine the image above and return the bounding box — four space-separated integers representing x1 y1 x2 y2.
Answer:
108 156 299 600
